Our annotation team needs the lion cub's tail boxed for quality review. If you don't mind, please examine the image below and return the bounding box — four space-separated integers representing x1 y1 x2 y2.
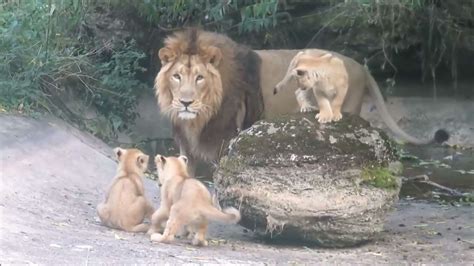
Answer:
201 206 241 224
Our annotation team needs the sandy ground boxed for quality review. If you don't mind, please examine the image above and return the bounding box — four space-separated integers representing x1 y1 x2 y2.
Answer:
1 114 473 265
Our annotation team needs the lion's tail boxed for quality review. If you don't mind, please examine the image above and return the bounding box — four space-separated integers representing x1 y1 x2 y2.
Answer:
365 71 448 145
200 205 241 224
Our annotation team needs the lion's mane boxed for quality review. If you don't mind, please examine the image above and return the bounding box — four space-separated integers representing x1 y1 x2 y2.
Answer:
155 28 264 163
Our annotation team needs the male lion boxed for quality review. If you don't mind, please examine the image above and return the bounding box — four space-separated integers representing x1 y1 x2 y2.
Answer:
97 148 155 232
155 29 448 175
155 28 264 176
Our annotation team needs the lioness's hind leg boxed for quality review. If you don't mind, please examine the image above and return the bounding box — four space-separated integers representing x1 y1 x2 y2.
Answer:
295 88 317 113
192 221 209 247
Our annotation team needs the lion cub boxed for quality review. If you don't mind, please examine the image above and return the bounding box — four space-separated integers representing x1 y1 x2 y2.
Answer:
97 148 155 232
148 155 240 246
274 50 349 123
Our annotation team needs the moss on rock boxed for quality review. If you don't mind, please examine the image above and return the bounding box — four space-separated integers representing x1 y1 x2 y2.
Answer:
361 166 399 189
214 112 402 247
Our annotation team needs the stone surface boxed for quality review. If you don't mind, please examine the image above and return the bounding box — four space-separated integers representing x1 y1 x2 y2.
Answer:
1 114 473 264
214 113 403 247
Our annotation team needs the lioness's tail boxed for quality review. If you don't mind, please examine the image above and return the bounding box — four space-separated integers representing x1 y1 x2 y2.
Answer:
201 206 241 224
365 71 449 145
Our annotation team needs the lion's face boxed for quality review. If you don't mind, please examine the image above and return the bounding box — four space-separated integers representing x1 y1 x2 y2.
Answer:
165 55 214 120
155 46 223 122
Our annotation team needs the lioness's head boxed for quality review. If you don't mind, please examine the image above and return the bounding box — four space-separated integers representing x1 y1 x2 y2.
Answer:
274 51 332 93
155 30 224 123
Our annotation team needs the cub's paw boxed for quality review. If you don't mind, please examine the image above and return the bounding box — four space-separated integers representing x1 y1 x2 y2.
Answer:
316 112 333 123
332 112 343 122
300 105 317 113
150 233 164 242
147 226 164 235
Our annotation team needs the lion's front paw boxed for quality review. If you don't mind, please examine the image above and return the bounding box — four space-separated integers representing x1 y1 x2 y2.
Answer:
300 105 317 113
316 112 333 123
332 112 343 122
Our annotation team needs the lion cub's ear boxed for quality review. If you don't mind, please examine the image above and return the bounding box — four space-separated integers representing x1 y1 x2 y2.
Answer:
137 154 149 168
113 147 125 160
203 46 222 67
316 53 332 60
178 155 188 165
158 47 177 65
155 154 166 165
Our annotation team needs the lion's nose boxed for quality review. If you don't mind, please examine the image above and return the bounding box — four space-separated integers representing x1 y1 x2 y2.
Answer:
180 100 194 107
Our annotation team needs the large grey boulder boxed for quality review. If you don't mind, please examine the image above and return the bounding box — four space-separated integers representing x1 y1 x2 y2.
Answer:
214 113 402 247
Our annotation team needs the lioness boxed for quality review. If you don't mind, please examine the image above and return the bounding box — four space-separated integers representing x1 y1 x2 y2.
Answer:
274 50 347 123
148 154 240 246
97 148 155 232
155 29 448 175
259 49 447 145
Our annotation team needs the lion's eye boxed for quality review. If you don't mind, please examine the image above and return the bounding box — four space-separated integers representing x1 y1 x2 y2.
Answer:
172 74 181 81
196 75 204 82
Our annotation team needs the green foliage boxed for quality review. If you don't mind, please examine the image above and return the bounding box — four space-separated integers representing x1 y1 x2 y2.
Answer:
108 0 280 33
1 0 472 141
362 166 399 189
0 0 147 141
0 0 84 111
111 0 472 94
326 0 473 96
92 40 147 133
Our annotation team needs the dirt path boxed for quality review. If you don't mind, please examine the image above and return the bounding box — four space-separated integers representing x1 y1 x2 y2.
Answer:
1 114 472 264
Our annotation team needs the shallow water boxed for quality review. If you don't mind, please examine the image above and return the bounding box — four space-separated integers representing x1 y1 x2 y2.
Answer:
400 145 474 199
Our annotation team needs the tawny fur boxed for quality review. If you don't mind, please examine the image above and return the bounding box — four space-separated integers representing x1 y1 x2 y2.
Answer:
148 155 240 246
274 51 348 123
97 148 155 232
155 30 447 176
154 28 263 176
268 49 447 144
